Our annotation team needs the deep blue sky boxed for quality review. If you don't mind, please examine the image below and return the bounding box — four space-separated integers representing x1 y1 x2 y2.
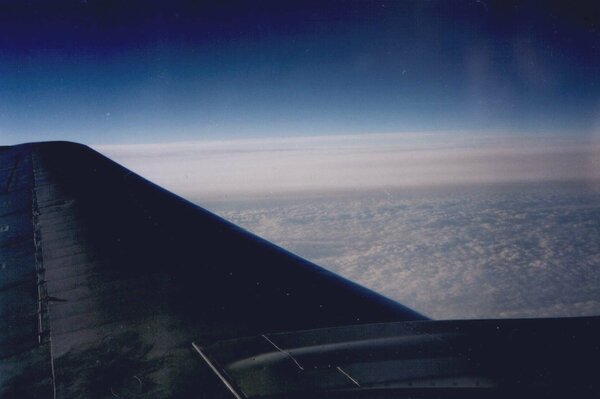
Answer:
1 0 599 144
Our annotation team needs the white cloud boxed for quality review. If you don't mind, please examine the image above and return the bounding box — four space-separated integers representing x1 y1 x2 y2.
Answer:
95 132 600 201
208 187 600 319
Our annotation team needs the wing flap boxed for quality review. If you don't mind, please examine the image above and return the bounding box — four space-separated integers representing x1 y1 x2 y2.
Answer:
196 317 600 398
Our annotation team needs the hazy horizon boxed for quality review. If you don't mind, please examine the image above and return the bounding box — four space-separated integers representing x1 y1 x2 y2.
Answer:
96 132 600 201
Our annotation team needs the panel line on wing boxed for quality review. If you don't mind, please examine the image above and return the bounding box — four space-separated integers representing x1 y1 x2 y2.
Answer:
32 150 57 399
192 342 245 399
336 366 361 387
261 334 305 371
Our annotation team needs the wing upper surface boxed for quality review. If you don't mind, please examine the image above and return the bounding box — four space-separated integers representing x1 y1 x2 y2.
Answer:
5 142 598 399
197 317 600 398
0 141 424 398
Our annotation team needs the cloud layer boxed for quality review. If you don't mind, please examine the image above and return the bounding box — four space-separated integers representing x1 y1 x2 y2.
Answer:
96 133 600 201
209 184 600 319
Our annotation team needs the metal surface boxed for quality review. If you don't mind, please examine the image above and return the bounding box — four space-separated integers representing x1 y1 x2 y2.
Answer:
192 343 243 399
0 145 54 397
198 317 600 398
0 141 424 398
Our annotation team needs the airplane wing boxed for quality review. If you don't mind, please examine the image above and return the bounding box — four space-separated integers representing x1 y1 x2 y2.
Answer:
1 141 598 398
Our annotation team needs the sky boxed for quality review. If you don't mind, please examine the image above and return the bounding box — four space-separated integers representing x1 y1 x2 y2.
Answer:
1 0 599 145
2 1 600 319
